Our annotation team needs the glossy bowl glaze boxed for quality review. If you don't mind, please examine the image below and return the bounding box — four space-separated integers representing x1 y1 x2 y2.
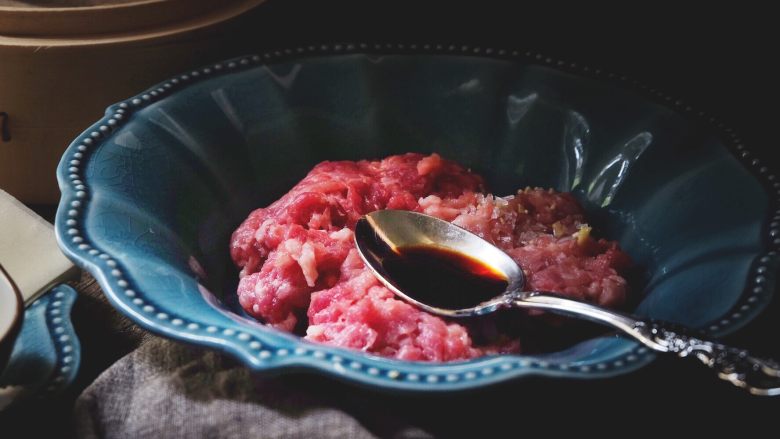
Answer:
0 284 81 407
55 45 779 391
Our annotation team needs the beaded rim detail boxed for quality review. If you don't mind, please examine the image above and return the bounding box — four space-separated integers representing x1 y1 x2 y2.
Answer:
6 285 81 399
38 285 80 396
55 43 778 391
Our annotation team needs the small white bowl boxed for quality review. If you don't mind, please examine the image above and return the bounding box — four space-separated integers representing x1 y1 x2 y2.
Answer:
0 264 23 372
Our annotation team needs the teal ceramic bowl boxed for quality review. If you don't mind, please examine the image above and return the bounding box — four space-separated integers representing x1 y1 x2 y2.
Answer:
55 45 779 391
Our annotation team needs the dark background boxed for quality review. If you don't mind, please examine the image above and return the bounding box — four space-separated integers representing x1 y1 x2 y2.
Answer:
3 1 780 436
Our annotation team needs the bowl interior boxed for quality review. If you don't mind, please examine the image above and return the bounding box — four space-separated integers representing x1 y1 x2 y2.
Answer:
63 53 770 372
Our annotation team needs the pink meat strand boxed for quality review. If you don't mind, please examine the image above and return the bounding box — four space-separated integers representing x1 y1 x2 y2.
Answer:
231 153 630 362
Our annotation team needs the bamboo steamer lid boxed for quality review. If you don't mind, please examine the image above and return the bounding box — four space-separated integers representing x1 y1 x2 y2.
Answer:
0 0 266 203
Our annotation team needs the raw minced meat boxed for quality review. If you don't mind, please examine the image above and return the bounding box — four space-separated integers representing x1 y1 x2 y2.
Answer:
230 153 630 362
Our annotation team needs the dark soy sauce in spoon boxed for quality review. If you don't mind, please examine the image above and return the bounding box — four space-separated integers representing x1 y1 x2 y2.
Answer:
381 245 508 310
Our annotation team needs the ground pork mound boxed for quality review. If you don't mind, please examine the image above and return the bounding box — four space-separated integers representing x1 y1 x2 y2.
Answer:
230 153 630 362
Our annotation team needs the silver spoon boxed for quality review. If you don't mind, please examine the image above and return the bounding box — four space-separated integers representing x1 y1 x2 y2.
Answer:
354 209 780 396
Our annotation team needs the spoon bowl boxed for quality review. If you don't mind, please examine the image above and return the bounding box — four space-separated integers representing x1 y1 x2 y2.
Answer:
355 209 523 317
355 209 780 396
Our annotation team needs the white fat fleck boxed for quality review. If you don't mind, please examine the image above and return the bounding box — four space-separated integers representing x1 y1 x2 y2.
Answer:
281 239 302 255
328 228 352 241
254 220 273 242
306 325 324 337
493 196 509 207
297 241 318 287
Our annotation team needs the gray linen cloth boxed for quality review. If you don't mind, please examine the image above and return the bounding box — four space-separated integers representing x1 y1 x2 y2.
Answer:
74 338 431 439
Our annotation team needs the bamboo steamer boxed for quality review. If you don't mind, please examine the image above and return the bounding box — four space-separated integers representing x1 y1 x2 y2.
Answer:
0 0 266 203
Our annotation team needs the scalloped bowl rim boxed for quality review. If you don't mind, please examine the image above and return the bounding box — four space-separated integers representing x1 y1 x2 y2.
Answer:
54 45 779 392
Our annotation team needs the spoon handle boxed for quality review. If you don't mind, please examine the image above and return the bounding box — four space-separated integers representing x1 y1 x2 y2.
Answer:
513 291 780 396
